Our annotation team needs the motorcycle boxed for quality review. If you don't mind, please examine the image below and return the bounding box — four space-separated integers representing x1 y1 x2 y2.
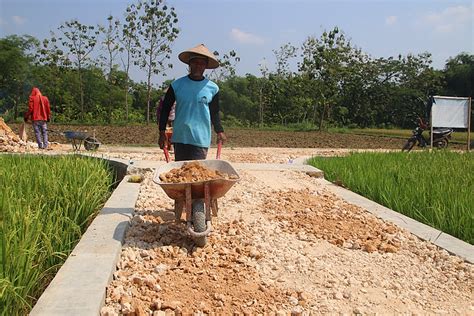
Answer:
402 117 453 152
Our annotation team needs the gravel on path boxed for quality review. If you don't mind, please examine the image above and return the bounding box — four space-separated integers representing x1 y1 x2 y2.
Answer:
100 155 473 315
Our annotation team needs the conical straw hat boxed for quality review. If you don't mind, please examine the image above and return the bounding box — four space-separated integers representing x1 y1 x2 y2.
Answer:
178 44 219 69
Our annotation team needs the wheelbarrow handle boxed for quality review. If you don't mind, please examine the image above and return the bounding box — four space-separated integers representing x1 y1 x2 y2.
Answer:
216 141 222 160
163 146 170 163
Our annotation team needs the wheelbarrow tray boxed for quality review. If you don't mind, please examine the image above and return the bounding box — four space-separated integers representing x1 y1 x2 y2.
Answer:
63 131 88 140
153 160 240 200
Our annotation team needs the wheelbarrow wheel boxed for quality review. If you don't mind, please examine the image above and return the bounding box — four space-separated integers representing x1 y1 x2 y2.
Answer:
192 200 207 247
84 137 100 151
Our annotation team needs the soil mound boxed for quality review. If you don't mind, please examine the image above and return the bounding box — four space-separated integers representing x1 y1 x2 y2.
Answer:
0 118 28 152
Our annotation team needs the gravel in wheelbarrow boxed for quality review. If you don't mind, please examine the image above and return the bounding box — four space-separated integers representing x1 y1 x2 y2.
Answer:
153 160 240 200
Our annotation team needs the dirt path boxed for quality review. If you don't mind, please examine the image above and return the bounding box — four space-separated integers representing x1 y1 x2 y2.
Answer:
101 157 473 315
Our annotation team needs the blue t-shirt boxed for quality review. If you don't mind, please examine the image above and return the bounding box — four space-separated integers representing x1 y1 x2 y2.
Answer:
171 76 219 147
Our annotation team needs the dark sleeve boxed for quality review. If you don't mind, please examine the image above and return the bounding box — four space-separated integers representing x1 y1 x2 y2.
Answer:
159 86 176 131
209 92 224 133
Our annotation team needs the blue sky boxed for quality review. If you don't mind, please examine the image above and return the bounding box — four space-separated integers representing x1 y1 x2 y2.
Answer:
1 0 472 86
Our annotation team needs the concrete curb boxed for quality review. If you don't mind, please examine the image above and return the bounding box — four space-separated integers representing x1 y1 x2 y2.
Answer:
322 179 474 263
30 175 140 315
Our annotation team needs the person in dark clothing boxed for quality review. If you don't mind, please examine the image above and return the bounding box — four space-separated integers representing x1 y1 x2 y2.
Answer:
158 43 226 161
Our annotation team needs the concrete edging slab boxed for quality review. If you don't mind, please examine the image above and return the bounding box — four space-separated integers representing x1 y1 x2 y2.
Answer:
30 175 140 315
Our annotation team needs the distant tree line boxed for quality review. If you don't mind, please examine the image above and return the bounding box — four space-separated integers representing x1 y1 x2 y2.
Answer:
0 1 472 128
218 28 472 129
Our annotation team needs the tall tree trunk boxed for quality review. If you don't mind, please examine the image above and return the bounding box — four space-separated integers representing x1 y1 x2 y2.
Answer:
14 83 20 118
78 64 84 121
318 103 326 131
146 70 152 125
259 88 264 127
107 56 113 123
124 48 131 122
312 103 318 125
125 82 129 122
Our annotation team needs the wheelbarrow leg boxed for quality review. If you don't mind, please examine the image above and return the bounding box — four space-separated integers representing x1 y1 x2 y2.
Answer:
174 199 184 222
185 185 192 223
204 183 212 221
71 139 81 151
211 199 218 216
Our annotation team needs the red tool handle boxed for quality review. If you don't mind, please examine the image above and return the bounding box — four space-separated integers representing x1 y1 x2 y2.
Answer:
216 141 222 159
163 146 170 163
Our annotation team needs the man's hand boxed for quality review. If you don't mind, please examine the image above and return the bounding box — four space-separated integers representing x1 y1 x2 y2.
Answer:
217 132 227 144
158 131 167 149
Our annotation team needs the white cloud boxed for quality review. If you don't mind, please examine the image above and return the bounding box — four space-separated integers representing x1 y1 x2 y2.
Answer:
420 5 472 33
230 28 265 45
385 16 397 26
12 15 26 25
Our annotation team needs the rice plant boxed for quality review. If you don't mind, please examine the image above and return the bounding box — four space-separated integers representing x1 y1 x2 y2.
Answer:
309 151 473 244
0 155 113 315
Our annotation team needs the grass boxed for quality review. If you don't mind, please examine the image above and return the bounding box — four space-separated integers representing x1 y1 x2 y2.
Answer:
0 155 113 315
308 151 474 244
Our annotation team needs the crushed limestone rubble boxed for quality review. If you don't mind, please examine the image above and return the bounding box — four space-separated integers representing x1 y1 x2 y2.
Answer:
101 168 473 315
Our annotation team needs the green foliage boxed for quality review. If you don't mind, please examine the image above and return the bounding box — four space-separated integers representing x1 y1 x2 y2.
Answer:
0 20 471 128
55 19 100 120
309 151 474 244
443 53 474 97
0 155 112 315
221 115 250 128
209 49 241 82
131 0 179 123
0 35 39 117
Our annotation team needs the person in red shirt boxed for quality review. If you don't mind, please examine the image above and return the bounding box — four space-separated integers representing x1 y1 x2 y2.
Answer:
24 87 51 149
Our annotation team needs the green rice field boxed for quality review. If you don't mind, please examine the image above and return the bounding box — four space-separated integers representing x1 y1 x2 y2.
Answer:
0 155 113 315
309 151 473 244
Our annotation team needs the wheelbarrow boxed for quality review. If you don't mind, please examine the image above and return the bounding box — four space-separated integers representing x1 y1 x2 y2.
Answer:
153 159 240 247
62 131 101 151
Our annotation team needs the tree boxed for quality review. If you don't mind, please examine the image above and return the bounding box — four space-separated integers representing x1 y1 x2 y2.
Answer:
0 35 38 118
98 16 121 82
121 5 139 122
300 27 357 130
273 43 297 77
219 76 258 125
257 60 272 127
98 15 121 122
208 50 240 83
443 53 473 97
57 19 99 120
269 44 299 125
132 0 179 124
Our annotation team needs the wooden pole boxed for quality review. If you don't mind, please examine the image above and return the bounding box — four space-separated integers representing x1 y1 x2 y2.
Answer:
468 97 472 151
430 106 434 151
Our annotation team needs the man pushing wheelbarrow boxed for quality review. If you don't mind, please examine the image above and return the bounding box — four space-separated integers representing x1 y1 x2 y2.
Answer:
156 43 231 247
